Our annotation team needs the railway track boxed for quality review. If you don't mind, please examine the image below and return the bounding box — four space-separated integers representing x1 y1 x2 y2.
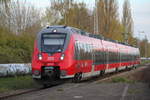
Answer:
0 66 144 100
0 88 41 100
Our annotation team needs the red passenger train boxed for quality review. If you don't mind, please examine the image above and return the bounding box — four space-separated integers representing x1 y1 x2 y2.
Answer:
32 25 140 85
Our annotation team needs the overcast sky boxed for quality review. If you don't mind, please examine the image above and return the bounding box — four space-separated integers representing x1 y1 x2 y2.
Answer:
25 0 150 41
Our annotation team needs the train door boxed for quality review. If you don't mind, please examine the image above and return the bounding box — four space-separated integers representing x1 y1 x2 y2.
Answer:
74 41 81 71
72 41 83 82
106 47 109 70
119 48 122 67
115 47 121 72
91 44 95 76
100 42 107 75
104 46 110 74
91 44 100 77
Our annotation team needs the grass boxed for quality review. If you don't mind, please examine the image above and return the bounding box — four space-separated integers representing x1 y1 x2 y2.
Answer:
0 75 39 93
111 77 136 83
140 59 150 65
57 88 64 91
128 88 141 94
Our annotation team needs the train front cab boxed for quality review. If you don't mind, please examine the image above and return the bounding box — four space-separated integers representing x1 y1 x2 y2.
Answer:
31 27 76 85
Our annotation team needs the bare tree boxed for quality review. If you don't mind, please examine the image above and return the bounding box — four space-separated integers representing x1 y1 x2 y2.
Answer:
122 0 133 43
43 0 92 32
43 0 74 25
96 0 121 39
0 0 11 29
0 0 41 34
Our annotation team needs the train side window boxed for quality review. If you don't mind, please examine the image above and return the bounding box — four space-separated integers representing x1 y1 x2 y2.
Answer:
85 43 88 59
98 50 100 64
83 43 86 59
114 52 116 63
81 43 84 60
87 44 91 59
126 54 129 62
108 51 110 63
124 53 126 61
111 52 114 63
112 52 114 63
89 44 92 59
104 51 106 63
100 50 104 64
72 28 81 35
108 51 111 63
76 42 80 60
86 44 89 59
115 52 118 62
81 43 85 60
80 30 86 35
85 44 89 59
128 54 130 61
110 52 112 63
79 43 82 60
100 51 104 64
74 42 77 59
103 50 107 64
120 52 122 62
78 42 81 60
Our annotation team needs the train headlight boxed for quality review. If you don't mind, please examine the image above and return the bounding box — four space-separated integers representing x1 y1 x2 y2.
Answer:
60 54 65 60
38 54 42 60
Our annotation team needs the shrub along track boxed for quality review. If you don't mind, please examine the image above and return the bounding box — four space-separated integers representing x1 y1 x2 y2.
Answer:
1 64 149 100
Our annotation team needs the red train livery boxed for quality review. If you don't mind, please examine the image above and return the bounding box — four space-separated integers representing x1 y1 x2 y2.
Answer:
32 25 140 85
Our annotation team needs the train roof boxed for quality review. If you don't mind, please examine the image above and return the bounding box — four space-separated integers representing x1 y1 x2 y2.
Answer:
41 25 137 48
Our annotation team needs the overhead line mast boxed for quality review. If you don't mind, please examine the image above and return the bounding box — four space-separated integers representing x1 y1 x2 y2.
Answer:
94 0 99 34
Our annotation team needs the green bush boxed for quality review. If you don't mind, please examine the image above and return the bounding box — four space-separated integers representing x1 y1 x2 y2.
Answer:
0 27 35 63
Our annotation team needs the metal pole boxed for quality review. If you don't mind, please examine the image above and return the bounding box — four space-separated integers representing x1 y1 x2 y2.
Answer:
144 34 147 58
138 31 141 49
96 0 99 34
94 0 96 34
138 31 145 53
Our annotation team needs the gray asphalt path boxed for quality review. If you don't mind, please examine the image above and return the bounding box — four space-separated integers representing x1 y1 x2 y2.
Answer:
4 82 150 100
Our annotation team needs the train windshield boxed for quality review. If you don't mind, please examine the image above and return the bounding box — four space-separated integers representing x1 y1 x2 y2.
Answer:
41 34 66 53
